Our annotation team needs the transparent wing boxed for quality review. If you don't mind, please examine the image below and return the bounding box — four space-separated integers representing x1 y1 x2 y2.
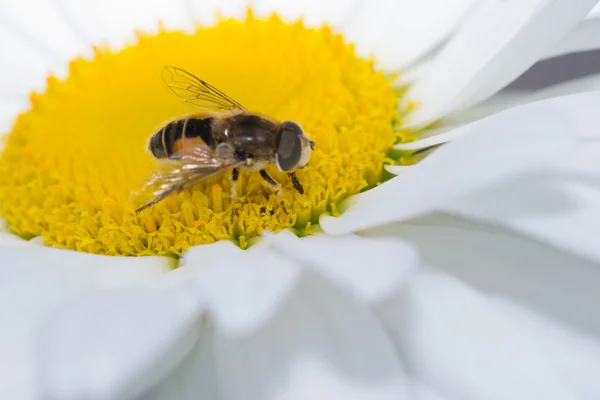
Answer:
162 66 247 112
132 144 242 213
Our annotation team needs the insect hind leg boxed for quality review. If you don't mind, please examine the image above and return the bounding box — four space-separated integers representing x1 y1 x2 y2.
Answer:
259 169 288 215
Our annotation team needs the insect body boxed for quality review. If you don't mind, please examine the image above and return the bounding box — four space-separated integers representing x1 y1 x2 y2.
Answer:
134 66 315 213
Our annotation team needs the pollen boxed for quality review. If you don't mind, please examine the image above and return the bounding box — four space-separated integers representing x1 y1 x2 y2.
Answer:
0 10 408 256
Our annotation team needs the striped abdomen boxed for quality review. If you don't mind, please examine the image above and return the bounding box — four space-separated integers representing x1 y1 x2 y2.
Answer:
149 117 215 158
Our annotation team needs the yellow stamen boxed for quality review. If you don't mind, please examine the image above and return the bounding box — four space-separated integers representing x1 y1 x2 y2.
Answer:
0 10 409 256
212 184 223 214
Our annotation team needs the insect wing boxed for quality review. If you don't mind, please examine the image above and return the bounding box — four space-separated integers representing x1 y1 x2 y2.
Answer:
133 144 242 212
162 66 247 112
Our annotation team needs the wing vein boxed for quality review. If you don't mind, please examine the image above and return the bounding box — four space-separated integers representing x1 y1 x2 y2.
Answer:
162 66 247 112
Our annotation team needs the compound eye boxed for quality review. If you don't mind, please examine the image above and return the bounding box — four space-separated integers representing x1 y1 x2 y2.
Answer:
280 121 303 135
276 122 303 171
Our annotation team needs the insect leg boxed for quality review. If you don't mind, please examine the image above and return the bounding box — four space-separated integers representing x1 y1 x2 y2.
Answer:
231 167 239 200
287 172 304 194
259 169 288 215
230 167 239 223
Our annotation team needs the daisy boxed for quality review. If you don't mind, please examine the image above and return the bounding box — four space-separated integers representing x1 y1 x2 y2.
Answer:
1 1 600 399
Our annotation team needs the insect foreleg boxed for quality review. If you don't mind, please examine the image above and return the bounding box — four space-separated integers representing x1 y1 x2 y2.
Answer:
259 169 288 215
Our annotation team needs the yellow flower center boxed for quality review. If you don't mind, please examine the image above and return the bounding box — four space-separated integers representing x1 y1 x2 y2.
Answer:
0 11 409 256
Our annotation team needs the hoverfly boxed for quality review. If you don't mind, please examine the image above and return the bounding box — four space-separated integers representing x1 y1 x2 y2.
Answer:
134 66 315 214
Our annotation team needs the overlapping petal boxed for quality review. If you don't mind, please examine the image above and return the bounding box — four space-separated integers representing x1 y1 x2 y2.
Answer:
321 92 577 234
0 217 25 245
0 246 171 399
424 73 600 135
377 269 579 400
364 215 600 337
0 23 56 99
406 0 599 127
363 216 600 399
0 1 88 79
39 288 203 400
444 162 600 263
439 91 600 264
265 230 417 303
253 0 359 27
549 2 600 57
37 233 415 400
339 0 479 70
56 0 193 51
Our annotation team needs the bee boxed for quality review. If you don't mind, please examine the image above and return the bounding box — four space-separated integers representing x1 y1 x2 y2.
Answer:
133 66 315 214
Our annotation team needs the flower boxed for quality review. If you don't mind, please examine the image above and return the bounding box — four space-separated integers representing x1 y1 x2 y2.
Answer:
0 12 402 255
1 1 600 400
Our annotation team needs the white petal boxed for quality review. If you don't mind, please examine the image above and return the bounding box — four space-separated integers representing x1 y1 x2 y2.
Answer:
438 89 600 263
211 266 407 400
364 214 600 337
0 98 26 135
0 247 171 399
0 24 53 98
383 164 415 175
185 0 249 25
444 172 600 265
392 127 464 151
0 233 29 246
424 73 600 144
409 382 452 400
0 1 88 71
39 287 202 400
397 54 433 86
321 93 575 235
142 325 220 400
1 245 172 288
341 0 479 69
0 218 23 245
406 0 598 127
150 234 408 400
253 0 359 27
548 3 600 57
376 268 579 400
181 240 301 334
450 81 600 135
265 230 417 303
492 299 600 398
57 0 193 50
